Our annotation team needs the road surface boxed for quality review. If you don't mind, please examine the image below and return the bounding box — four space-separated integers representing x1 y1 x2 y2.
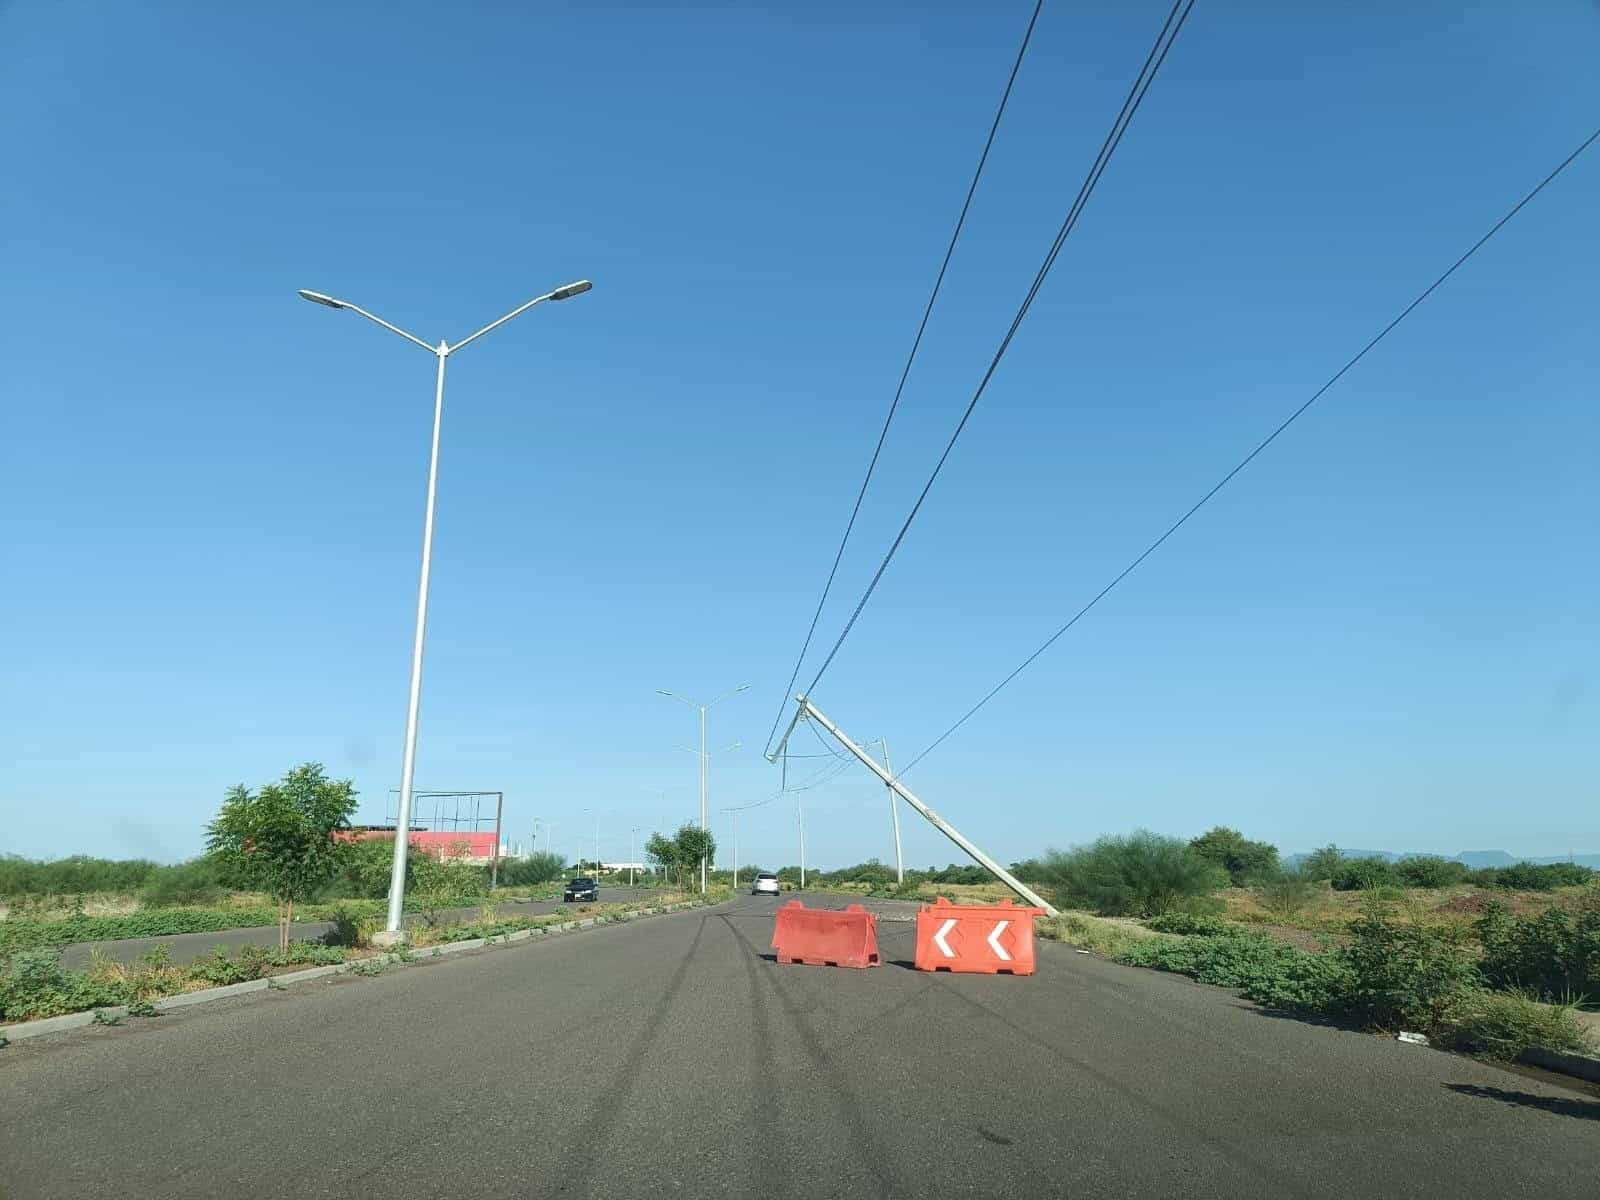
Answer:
58 887 657 969
4 894 1596 1199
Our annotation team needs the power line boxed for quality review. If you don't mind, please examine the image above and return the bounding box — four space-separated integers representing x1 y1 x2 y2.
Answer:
900 124 1600 776
762 0 1048 756
799 0 1196 701
727 758 856 812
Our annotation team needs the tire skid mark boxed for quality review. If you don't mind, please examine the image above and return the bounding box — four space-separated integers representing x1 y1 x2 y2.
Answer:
720 913 901 1197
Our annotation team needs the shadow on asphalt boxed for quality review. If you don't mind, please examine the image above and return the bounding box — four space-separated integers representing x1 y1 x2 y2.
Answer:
1445 1083 1600 1121
1239 1001 1370 1034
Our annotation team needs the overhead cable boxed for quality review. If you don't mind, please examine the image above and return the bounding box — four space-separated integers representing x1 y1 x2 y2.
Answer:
901 124 1600 775
762 0 1049 756
800 0 1197 700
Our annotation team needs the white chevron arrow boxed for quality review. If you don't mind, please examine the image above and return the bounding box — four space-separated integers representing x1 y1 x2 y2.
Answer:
933 918 958 958
986 920 1011 961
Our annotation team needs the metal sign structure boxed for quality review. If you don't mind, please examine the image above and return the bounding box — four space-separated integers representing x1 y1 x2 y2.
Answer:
383 789 506 887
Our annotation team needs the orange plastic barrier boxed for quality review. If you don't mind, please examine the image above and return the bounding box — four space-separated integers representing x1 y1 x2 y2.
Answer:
770 901 881 968
914 896 1046 975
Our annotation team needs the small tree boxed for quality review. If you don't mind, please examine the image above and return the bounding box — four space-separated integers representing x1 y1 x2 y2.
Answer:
645 832 680 887
1188 826 1280 887
674 824 716 890
206 763 357 952
1301 845 1344 882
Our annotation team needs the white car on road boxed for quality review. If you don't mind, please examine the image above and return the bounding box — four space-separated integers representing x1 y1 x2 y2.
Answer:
751 872 781 896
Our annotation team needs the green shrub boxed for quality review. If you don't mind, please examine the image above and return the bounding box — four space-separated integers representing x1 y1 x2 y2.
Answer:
1469 862 1596 892
0 854 159 899
1476 898 1600 999
1340 899 1479 1031
410 855 490 925
279 941 345 966
822 860 899 888
336 839 400 899
1117 932 1350 1012
1145 912 1241 937
1188 827 1280 887
139 857 229 908
1393 856 1469 889
1259 872 1319 921
0 949 131 1021
1009 858 1049 883
1448 988 1595 1061
1299 845 1344 882
326 903 381 949
0 907 283 953
1041 832 1226 917
1330 857 1396 891
497 852 565 887
187 946 248 987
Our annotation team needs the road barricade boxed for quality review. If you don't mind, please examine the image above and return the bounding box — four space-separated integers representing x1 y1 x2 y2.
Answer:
770 901 880 968
914 896 1046 975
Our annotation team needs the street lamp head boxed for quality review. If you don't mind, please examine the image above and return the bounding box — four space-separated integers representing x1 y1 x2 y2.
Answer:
298 289 348 309
549 280 593 301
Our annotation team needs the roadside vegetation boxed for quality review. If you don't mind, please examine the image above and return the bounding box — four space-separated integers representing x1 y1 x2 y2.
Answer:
0 889 722 1026
645 824 717 890
794 827 1597 1065
9 775 1595 1068
0 765 623 952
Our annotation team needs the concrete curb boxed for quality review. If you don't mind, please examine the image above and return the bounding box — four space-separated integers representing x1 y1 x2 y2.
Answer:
153 979 270 1011
271 965 342 987
1522 1046 1600 1084
0 897 726 1045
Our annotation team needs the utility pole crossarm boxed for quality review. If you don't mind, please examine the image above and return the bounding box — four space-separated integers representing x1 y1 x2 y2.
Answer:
798 698 1057 916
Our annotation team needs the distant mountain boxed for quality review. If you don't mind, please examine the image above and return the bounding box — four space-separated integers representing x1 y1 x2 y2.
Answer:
1285 849 1600 869
1454 850 1518 868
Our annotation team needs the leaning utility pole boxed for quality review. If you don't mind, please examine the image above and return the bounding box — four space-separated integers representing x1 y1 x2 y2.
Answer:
768 695 1056 915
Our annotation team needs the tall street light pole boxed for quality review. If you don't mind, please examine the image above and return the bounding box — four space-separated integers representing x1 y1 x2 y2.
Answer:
867 737 903 886
658 685 748 893
298 280 593 941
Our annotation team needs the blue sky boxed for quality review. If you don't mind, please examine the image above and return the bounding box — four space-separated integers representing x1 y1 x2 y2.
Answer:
2 1 1596 869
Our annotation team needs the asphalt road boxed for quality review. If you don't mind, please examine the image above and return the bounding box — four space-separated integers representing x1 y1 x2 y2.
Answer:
58 887 657 969
5 893 1597 1199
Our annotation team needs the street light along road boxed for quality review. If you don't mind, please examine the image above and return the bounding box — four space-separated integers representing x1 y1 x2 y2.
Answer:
299 280 593 941
658 684 748 893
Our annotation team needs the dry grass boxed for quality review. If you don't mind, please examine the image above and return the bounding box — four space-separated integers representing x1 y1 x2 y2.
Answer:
82 948 189 1000
0 892 145 922
1220 884 1575 934
1036 910 1158 957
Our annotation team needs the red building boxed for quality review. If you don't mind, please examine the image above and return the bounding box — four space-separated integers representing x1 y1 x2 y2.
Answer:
338 827 498 864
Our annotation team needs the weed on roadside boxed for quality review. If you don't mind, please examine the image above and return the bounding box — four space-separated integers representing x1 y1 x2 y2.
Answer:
1446 988 1596 1061
1037 912 1155 958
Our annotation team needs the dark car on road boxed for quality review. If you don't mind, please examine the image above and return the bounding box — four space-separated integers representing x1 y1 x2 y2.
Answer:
563 877 599 903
